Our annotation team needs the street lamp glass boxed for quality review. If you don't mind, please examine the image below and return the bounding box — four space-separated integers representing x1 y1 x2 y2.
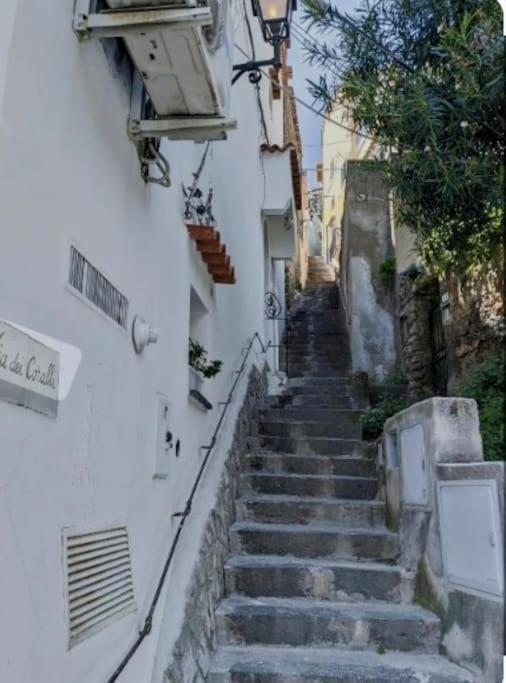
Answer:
253 0 292 42
257 0 288 22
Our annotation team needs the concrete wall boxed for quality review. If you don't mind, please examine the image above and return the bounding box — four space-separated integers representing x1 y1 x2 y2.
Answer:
382 398 504 682
340 161 397 381
0 3 294 682
393 220 418 275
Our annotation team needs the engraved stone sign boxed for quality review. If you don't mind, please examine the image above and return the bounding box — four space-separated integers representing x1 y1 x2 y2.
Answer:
0 321 59 417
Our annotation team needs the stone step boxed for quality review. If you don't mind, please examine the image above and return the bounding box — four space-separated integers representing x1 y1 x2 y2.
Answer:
290 395 353 408
287 351 349 360
246 454 374 477
306 278 335 283
287 358 350 367
286 350 348 358
236 494 386 527
258 408 361 422
208 646 476 682
216 597 441 653
249 435 369 457
287 350 350 359
230 521 399 561
287 387 351 400
288 358 348 366
288 370 352 379
225 555 406 603
289 323 345 331
289 335 346 343
288 377 351 387
290 308 339 316
289 339 346 344
287 363 351 372
257 420 362 440
288 372 352 381
241 472 377 499
260 405 360 418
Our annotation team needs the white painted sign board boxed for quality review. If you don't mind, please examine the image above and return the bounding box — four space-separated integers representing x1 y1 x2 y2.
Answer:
0 320 59 417
400 423 429 506
438 479 503 598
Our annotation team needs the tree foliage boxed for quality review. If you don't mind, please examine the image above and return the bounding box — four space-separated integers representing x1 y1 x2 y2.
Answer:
460 352 504 461
360 395 407 440
302 0 504 271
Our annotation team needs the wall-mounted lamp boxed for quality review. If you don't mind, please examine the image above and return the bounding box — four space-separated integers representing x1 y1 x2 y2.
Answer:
232 0 296 84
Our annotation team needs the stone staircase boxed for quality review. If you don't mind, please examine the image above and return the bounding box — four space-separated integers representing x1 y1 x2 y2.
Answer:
306 255 335 287
207 281 474 682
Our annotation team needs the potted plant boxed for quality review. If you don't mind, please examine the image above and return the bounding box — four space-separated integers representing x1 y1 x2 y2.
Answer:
188 338 223 397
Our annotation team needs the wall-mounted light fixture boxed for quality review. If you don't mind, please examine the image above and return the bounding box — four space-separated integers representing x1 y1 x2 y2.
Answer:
232 0 296 84
132 315 159 354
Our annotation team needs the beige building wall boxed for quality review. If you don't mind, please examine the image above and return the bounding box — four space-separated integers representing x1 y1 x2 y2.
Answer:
320 100 378 272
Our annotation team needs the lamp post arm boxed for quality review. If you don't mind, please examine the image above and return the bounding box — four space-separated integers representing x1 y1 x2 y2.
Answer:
232 38 282 85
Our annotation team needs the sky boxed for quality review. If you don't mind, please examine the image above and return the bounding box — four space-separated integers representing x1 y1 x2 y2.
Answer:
289 0 362 191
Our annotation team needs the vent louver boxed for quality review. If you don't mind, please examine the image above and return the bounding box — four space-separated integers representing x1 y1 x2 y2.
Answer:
68 246 129 328
64 525 136 647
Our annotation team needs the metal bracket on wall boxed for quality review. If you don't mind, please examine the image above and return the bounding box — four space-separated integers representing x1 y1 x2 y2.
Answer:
264 290 290 375
128 73 236 186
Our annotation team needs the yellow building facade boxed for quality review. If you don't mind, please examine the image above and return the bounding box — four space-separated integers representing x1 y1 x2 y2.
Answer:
320 100 378 272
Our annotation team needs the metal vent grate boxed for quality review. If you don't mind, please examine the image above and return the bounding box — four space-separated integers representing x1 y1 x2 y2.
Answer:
64 525 136 647
69 246 129 328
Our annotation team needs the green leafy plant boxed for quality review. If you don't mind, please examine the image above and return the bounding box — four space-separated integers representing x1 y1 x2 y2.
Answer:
360 396 407 440
188 338 223 379
460 353 504 461
383 366 408 386
302 0 504 272
380 256 396 288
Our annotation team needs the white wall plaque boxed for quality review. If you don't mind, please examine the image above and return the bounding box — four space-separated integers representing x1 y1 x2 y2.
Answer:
0 321 59 417
438 479 503 598
400 423 429 507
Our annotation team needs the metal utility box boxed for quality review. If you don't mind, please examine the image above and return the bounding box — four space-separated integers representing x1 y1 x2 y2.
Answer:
400 423 429 507
438 479 503 598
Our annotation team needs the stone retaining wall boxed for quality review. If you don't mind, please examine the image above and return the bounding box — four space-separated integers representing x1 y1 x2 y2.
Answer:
164 365 267 683
398 272 439 401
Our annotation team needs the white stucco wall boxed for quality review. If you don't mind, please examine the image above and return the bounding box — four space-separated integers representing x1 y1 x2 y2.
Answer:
0 2 292 681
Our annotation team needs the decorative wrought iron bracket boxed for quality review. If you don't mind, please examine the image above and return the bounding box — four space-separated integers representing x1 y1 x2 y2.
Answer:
264 290 290 374
232 39 282 85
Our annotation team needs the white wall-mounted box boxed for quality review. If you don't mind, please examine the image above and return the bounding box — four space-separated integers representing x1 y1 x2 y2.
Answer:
400 423 429 507
438 479 503 598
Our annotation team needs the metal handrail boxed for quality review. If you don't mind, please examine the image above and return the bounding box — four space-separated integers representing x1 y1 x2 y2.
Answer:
107 331 268 682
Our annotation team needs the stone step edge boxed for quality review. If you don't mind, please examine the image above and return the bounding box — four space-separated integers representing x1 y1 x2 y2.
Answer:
225 554 403 574
237 493 385 506
215 596 439 624
246 453 372 462
231 521 397 537
241 472 377 483
208 646 476 681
